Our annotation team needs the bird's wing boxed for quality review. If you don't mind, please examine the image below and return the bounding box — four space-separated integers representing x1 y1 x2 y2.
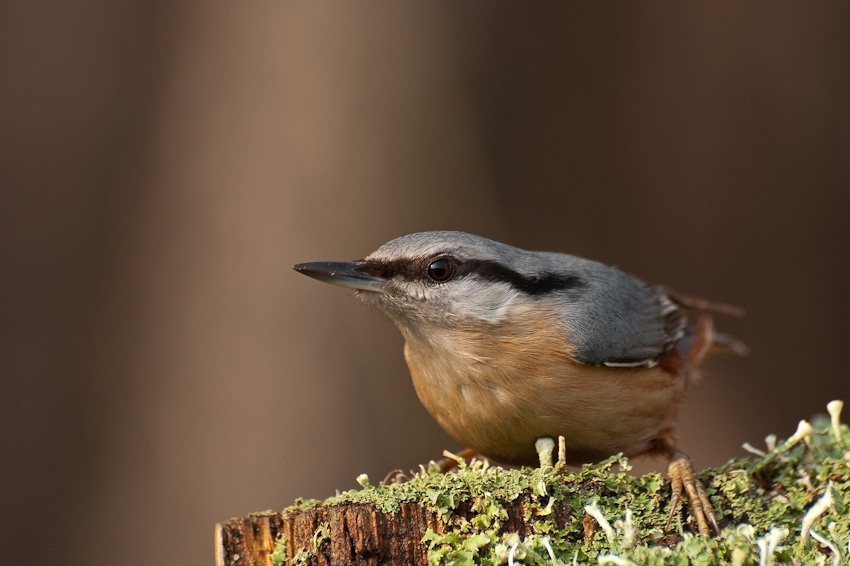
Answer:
561 267 686 368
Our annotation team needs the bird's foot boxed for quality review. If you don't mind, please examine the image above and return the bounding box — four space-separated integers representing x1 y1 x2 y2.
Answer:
665 450 720 536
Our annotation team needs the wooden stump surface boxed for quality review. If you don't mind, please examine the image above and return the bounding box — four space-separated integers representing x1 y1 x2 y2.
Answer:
215 495 574 566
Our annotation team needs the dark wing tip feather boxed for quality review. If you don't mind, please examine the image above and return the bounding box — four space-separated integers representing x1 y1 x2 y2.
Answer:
658 289 687 352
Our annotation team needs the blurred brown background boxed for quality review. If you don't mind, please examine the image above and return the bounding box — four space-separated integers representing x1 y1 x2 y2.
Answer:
2 2 849 565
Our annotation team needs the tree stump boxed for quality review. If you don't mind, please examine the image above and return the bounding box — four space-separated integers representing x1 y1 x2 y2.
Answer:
215 495 573 566
213 409 850 566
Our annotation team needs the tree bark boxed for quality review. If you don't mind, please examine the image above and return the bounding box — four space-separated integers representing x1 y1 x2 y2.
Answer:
215 503 440 566
215 496 574 566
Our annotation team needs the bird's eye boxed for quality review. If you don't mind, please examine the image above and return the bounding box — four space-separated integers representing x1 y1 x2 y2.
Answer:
427 258 453 282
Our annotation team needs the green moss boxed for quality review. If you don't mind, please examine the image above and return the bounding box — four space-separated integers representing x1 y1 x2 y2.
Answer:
270 533 288 566
275 401 850 565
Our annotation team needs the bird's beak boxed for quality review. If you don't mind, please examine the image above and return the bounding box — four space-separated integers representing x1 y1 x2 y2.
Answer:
292 261 385 293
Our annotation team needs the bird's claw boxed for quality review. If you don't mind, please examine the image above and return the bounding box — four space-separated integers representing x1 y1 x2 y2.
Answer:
665 450 720 536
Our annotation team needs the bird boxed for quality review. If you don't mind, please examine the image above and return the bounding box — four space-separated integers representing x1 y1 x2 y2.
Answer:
293 231 746 536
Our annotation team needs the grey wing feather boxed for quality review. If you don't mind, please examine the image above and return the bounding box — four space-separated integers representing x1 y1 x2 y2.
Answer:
557 262 685 368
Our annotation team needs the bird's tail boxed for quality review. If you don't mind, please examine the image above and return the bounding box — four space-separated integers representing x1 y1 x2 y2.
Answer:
666 290 749 368
679 314 749 369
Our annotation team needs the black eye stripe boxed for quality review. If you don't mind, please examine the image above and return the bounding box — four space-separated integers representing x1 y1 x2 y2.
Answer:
458 259 584 295
360 257 585 296
360 257 429 281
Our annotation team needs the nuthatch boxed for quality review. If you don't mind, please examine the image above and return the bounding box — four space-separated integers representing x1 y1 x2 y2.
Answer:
294 231 745 536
